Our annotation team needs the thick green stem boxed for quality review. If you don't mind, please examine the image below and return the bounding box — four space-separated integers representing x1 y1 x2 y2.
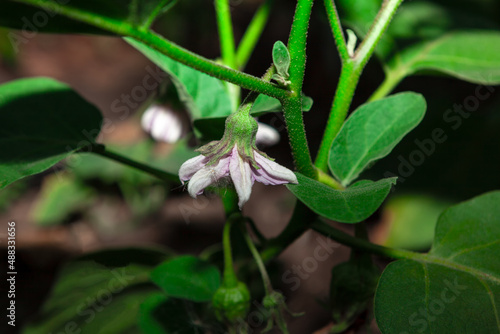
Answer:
323 0 349 63
91 144 178 182
215 0 237 69
315 0 404 172
314 62 360 171
281 0 316 179
236 0 274 69
17 0 288 100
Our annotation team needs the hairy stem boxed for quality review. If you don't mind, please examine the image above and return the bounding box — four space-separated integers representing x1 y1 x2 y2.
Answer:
16 0 288 99
282 0 316 179
315 0 404 172
323 0 349 63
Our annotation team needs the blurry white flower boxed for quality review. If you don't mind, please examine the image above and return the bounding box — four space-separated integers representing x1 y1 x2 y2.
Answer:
256 122 280 146
141 104 184 143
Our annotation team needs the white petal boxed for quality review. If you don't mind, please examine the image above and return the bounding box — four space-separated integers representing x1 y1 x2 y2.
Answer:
141 105 161 132
229 146 253 209
178 155 209 183
187 156 230 197
253 151 298 185
142 105 184 143
256 122 280 146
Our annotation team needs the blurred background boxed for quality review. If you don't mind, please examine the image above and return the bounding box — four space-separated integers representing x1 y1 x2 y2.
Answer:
1 0 500 333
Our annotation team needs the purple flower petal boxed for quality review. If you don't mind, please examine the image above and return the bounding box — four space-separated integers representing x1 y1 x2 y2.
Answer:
229 146 253 209
178 154 209 183
253 151 298 185
187 155 230 197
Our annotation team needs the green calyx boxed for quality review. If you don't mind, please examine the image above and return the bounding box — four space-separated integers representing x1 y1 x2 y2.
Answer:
196 109 263 168
212 281 251 323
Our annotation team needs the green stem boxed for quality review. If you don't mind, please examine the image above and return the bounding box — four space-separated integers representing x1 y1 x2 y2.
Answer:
281 0 316 179
235 0 274 69
241 223 273 294
317 169 344 190
315 0 405 172
314 62 360 171
311 220 418 260
367 67 406 102
91 144 179 182
17 0 288 100
222 214 240 287
215 0 236 69
142 0 177 29
354 0 404 69
323 0 349 63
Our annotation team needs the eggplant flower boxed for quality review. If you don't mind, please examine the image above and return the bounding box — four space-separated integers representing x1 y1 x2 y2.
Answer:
178 111 297 209
141 104 185 143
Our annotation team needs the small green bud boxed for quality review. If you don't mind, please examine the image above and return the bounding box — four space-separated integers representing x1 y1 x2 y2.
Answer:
262 291 284 310
212 281 251 323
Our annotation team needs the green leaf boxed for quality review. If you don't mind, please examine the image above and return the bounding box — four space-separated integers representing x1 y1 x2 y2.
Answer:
286 173 397 223
329 92 426 186
0 0 176 35
250 94 313 115
375 191 500 334
389 31 500 84
378 195 451 250
0 77 103 190
272 41 290 78
31 172 95 226
22 247 171 334
151 256 221 302
125 38 233 122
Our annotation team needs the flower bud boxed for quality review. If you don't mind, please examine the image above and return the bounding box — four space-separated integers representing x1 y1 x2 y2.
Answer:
212 281 251 323
141 104 184 143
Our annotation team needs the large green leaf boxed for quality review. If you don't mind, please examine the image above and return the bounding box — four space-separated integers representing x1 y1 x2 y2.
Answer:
0 0 176 35
375 191 500 334
151 256 221 302
22 248 171 334
0 77 102 190
126 38 233 121
287 174 397 223
329 93 426 186
388 31 500 84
